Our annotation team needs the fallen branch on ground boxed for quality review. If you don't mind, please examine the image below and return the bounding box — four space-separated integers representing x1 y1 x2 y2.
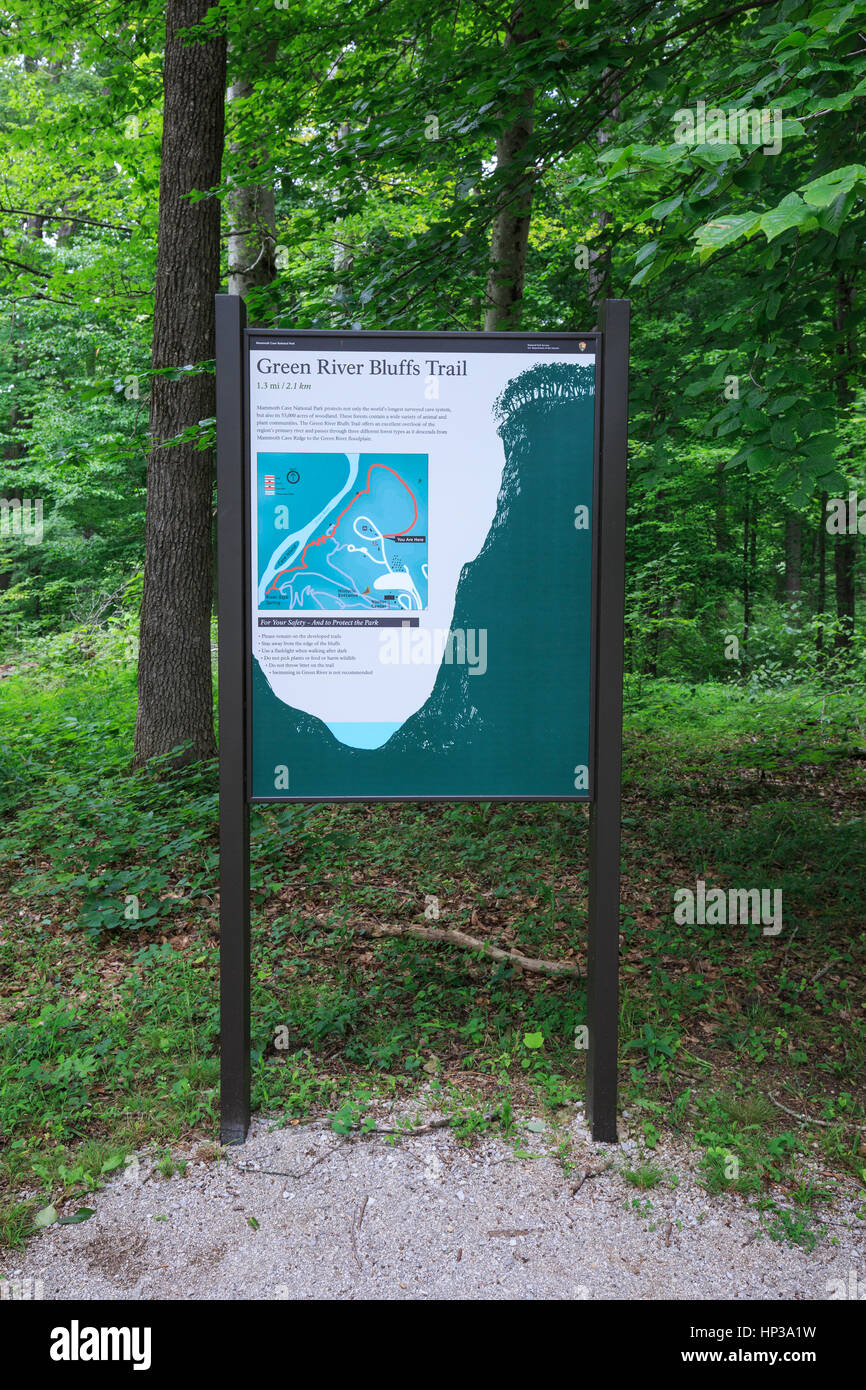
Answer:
767 1092 866 1132
363 921 581 978
350 1193 367 1270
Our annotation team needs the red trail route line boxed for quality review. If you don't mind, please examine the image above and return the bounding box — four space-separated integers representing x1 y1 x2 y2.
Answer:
266 463 418 594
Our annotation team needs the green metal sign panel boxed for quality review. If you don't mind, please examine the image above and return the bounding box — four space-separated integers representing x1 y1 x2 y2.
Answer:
247 332 599 801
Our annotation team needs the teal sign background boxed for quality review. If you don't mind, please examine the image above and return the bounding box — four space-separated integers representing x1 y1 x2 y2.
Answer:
251 351 597 800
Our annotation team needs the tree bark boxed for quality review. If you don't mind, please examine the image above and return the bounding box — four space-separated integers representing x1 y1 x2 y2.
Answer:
784 513 801 619
833 534 855 651
332 121 353 325
588 71 620 310
227 66 277 303
484 6 538 331
741 485 751 678
816 490 827 664
133 0 226 767
832 268 856 655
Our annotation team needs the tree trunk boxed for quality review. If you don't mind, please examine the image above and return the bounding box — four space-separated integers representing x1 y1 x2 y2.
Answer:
784 513 801 619
133 0 226 767
484 6 538 331
227 67 276 303
0 317 29 594
816 490 827 664
834 535 855 652
832 268 856 655
588 72 620 310
332 121 353 325
741 486 751 678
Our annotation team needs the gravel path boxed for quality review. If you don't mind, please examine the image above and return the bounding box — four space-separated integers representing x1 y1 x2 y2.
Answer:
3 1102 863 1300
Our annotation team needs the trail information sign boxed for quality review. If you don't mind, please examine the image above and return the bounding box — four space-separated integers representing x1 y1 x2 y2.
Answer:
248 332 598 800
216 298 629 1146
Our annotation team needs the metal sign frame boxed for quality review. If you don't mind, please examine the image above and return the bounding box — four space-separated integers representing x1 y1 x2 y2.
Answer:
216 295 629 1144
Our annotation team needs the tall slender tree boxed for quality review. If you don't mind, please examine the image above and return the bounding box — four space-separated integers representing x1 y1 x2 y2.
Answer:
226 40 278 305
134 0 226 766
484 4 539 331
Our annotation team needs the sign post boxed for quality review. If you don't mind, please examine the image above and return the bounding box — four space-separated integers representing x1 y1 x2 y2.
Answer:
216 298 629 1145
216 293 250 1144
586 299 629 1142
